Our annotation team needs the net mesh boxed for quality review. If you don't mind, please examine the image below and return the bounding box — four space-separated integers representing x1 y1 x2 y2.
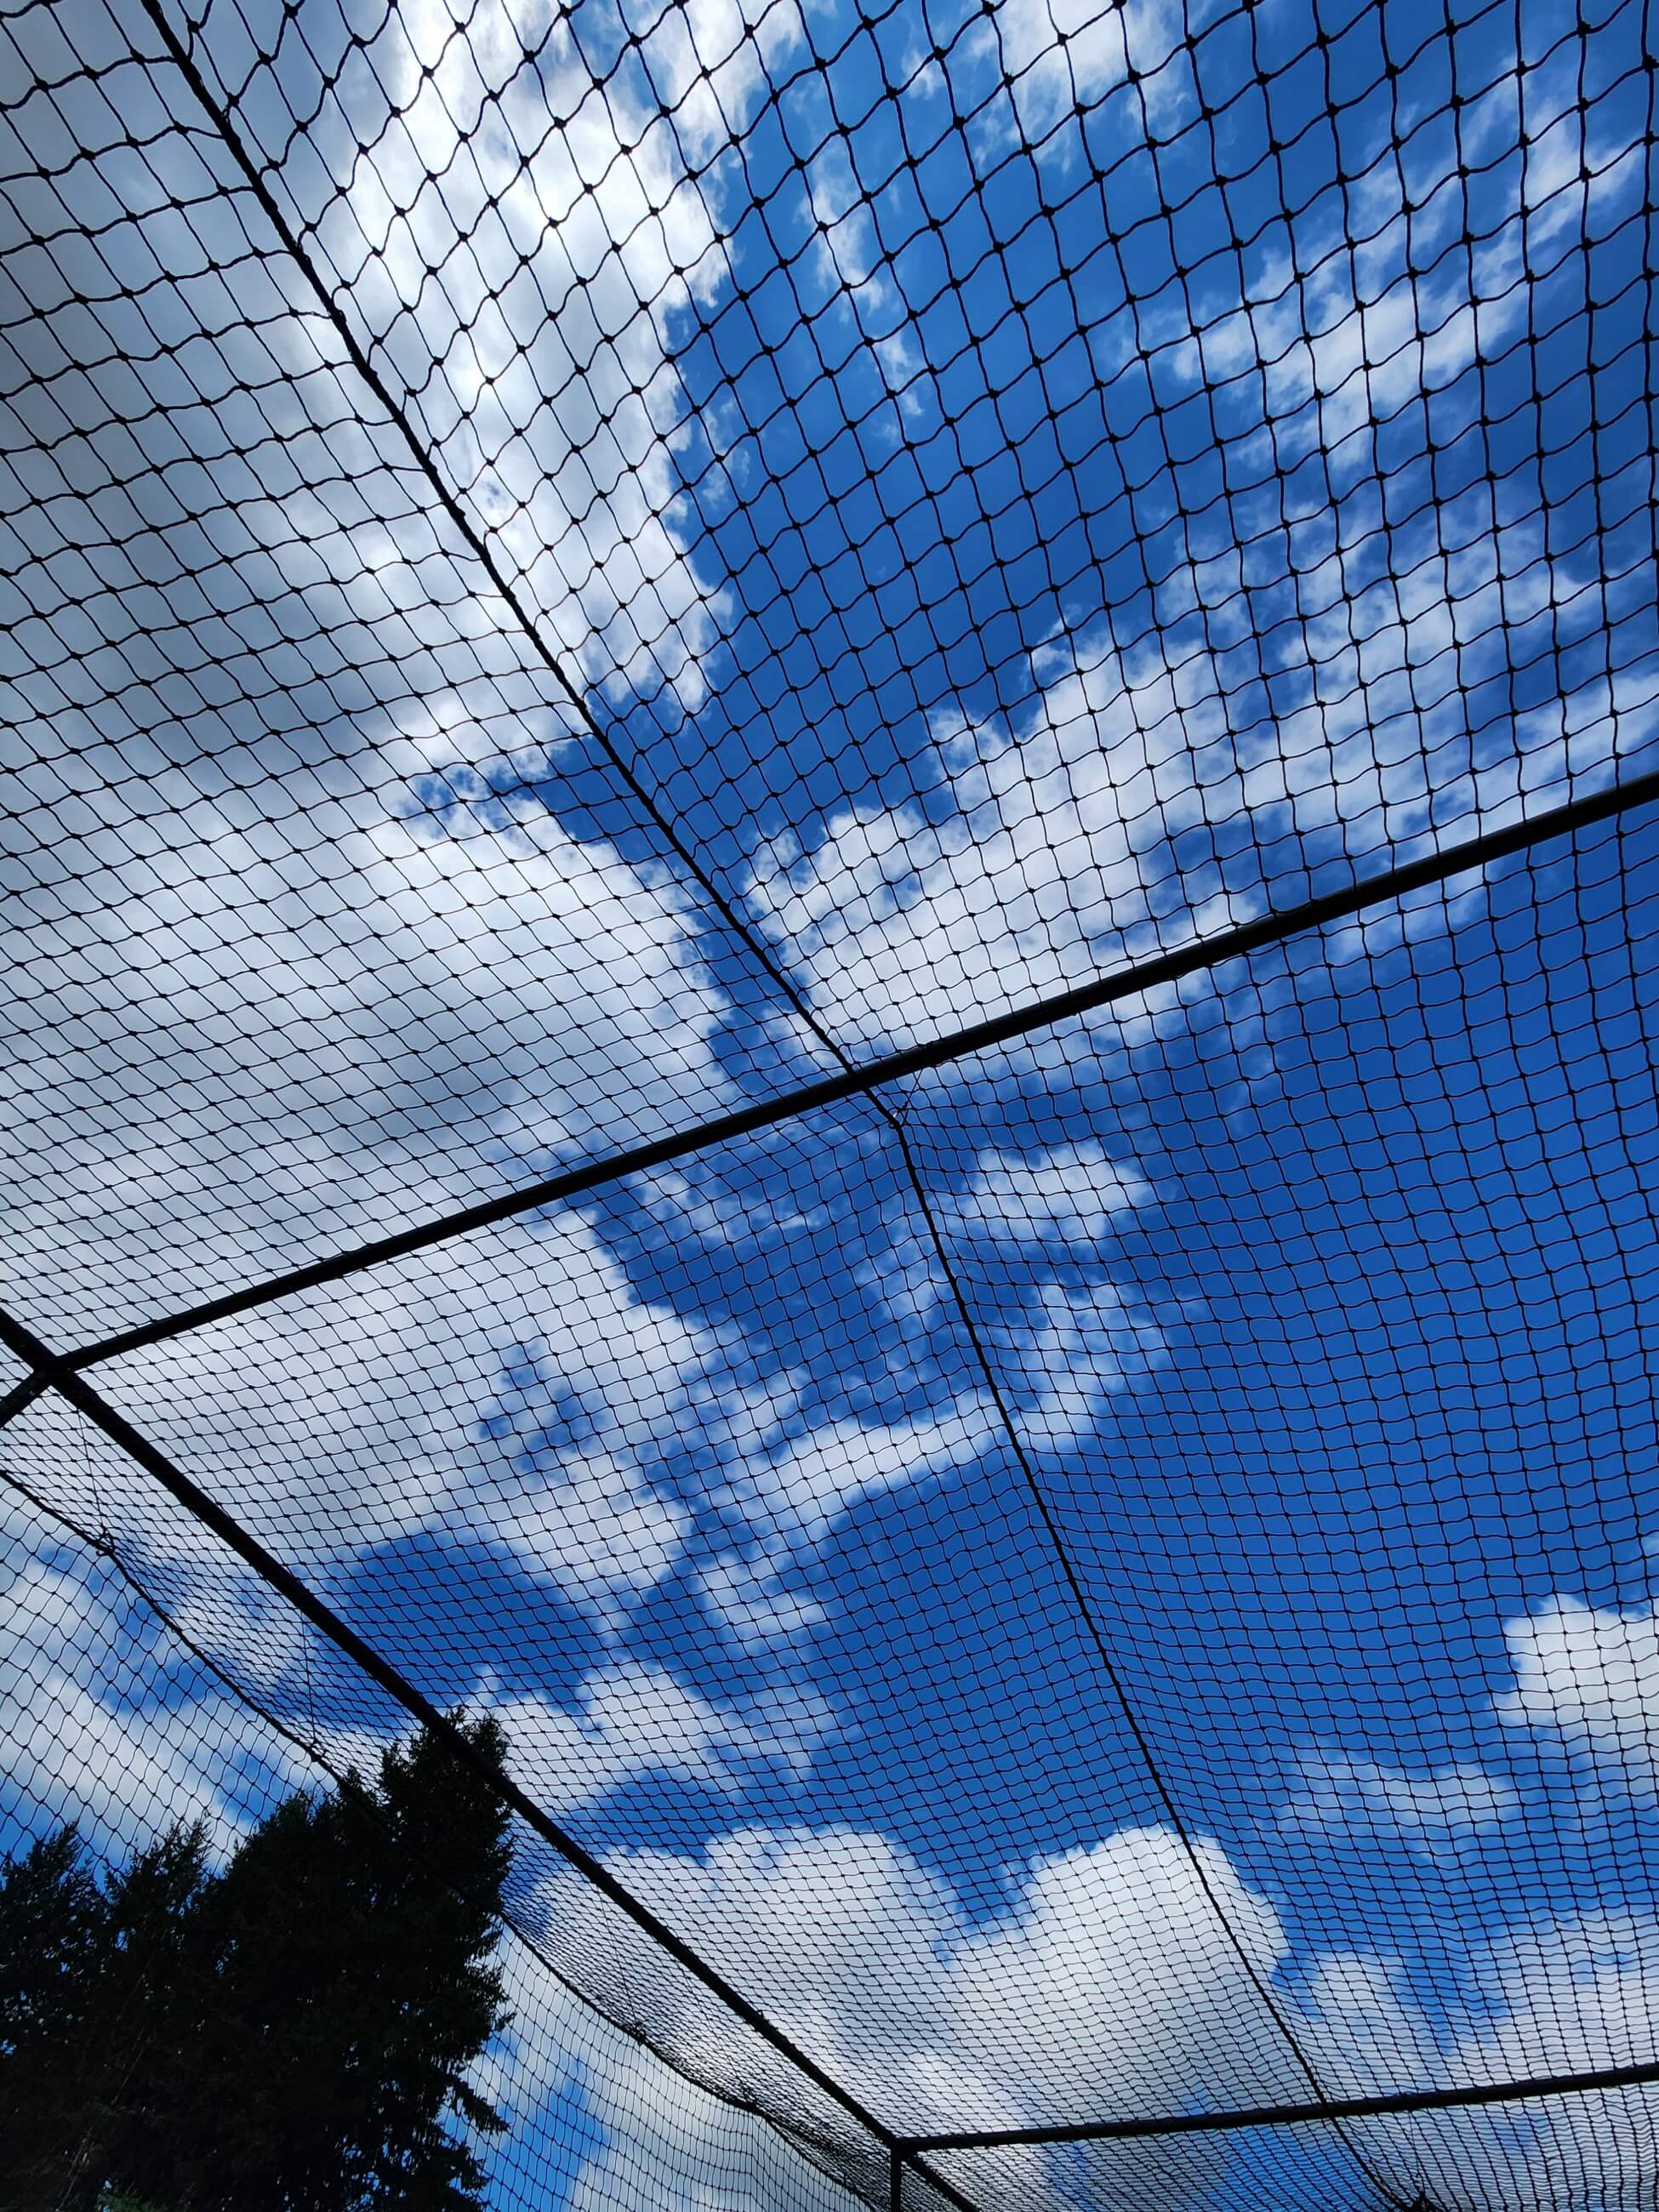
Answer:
3 0 1659 2201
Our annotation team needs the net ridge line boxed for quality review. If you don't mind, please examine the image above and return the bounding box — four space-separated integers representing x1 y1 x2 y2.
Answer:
767 100 1418 2200
0 1460 933 2212
1 0 1400 2171
884 1115 1410 2212
130 0 862 1124
898 2059 1659 2153
28 757 1655 1379
89 0 1659 1394
0 1298 985 2212
15 11 1650 2194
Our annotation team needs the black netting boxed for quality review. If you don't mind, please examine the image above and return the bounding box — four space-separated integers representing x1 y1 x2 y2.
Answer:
5 0 1659 2202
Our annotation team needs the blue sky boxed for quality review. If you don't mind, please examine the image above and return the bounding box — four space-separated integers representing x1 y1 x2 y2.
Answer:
3 0 1659 2202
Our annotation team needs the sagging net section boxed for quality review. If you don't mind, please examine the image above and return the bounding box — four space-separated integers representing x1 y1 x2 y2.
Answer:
2 0 1657 2203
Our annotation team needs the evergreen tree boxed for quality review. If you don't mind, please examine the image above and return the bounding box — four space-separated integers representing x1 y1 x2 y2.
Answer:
0 1714 513 2212
0 1825 108 2209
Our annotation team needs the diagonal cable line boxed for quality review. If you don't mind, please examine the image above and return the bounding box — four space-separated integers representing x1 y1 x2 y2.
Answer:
0 1295 984 2212
44 761 1659 1374
6 1 1656 2205
132 0 852 1096
0 1457 961 2212
899 2056 1659 2153
887 1119 1411 2209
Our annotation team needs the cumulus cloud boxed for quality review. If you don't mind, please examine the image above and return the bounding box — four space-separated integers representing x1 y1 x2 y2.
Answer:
205 0 807 714
4 1223 784 1833
14 1428 1659 2212
744 517 1647 1065
3 775 734 1346
0 1490 328 1858
693 1392 1002 1642
740 631 1238 1052
517 1804 1659 2210
1279 1753 1520 1863
949 1140 1152 1251
485 1661 834 1817
919 1138 1169 1444
1497 1592 1659 1799
1 32 748 1715
0 1485 873 2212
527 1818 1319 2207
65 1205 712 1632
479 1936 874 2212
1319 1911 1659 2212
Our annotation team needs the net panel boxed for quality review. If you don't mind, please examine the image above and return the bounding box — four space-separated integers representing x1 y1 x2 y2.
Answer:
0 1472 904 2210
915 2091 1659 2212
0 0 820 1346
3 0 1659 2202
165 0 1659 1050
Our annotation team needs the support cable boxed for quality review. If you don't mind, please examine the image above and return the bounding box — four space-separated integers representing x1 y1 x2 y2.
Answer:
900 2055 1659 2154
36 16 1658 2199
0 1298 983 2212
44 761 1659 1379
887 1120 1411 2208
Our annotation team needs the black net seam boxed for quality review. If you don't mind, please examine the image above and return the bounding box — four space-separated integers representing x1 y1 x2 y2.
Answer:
886 1118 1410 2209
898 2059 1659 2152
0 1457 889 2203
40 761 1659 1380
0 1301 993 2211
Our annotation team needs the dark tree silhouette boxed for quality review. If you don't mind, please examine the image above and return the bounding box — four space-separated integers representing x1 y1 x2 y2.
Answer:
0 1824 109 2209
0 1715 513 2212
0 1818 207 2212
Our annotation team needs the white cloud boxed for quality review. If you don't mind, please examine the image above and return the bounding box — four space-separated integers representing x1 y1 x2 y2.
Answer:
2 765 732 1348
15 1434 1659 2212
1322 1913 1659 2211
744 489 1649 1065
741 631 1236 1054
465 1447 693 1639
973 0 1187 157
480 1936 875 2212
737 33 1653 1067
801 137 929 424
670 1133 1168 1645
709 1396 1001 1562
0 1474 864 2205
1280 1753 1519 1861
487 1660 833 1818
920 1139 1168 1445
519 1806 1659 2210
69 1205 715 1634
2 47 747 1360
1497 1592 1659 1798
695 1392 1001 1645
950 1141 1152 1251
527 1818 1318 2207
227 0 807 714
0 1492 328 1859
1007 1278 1166 1445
